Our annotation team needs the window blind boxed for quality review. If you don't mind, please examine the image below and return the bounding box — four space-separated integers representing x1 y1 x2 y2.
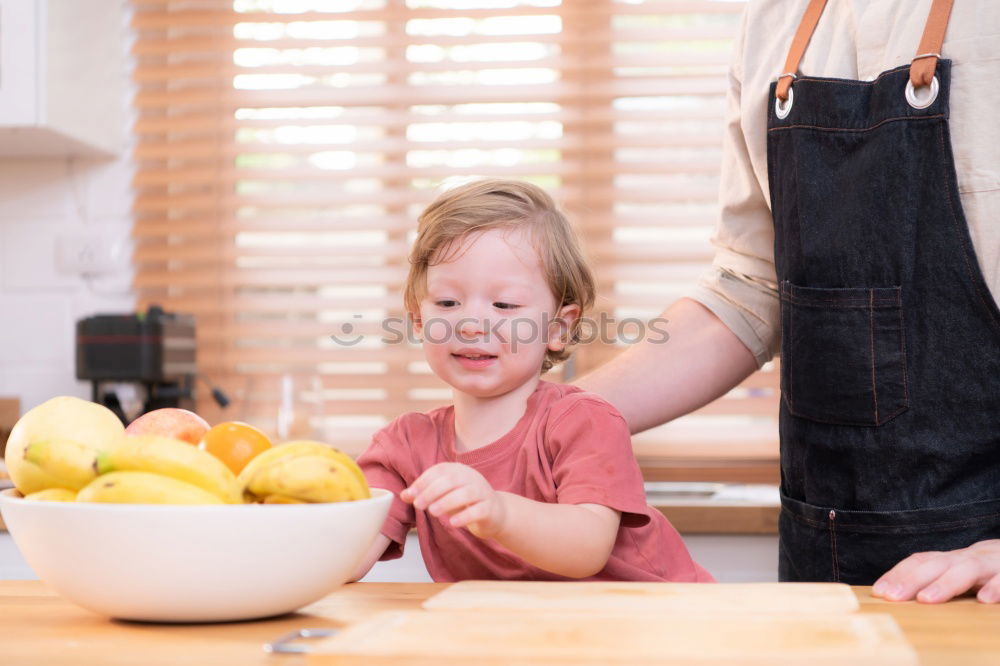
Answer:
130 0 777 481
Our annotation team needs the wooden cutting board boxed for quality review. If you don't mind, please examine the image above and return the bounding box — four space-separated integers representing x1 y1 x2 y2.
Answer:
421 580 861 614
307 609 918 665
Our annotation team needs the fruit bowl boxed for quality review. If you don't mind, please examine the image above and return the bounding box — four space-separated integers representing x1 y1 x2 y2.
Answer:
0 487 392 623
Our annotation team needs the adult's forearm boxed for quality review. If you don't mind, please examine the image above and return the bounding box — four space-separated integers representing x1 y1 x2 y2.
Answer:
489 492 619 579
575 298 758 434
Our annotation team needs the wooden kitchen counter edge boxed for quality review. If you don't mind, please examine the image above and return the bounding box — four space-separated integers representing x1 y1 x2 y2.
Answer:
653 502 779 534
1 580 997 666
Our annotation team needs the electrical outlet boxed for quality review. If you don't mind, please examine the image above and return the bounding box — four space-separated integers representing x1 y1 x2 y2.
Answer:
55 233 132 276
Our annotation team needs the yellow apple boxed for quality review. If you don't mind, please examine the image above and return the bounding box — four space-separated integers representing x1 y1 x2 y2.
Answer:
4 396 126 495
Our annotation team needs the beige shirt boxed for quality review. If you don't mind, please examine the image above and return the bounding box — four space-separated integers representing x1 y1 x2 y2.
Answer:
689 0 1000 367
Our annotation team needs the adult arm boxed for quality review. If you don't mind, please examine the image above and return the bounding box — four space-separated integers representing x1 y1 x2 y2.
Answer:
576 7 777 433
575 297 758 434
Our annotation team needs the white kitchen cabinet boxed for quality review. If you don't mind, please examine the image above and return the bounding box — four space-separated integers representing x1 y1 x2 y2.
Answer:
0 0 125 156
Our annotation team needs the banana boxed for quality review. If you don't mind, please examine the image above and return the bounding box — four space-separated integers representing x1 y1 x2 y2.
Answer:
96 434 241 503
22 439 100 491
237 440 370 498
245 454 369 503
24 488 77 502
261 494 307 504
295 441 369 496
77 471 224 505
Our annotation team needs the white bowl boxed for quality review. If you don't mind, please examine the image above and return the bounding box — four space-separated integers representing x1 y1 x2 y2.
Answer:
0 487 392 623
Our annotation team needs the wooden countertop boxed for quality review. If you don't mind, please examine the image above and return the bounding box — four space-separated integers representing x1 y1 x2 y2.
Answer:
2 580 997 665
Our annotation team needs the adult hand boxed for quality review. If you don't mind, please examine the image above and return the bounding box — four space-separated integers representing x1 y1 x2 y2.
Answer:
872 539 1000 603
400 462 506 539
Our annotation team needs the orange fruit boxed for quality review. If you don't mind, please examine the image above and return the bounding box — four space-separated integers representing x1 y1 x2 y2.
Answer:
199 421 272 475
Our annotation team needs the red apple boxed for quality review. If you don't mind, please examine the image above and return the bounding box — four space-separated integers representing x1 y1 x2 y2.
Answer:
125 408 210 445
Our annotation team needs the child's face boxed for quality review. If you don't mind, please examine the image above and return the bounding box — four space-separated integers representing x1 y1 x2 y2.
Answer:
415 227 578 400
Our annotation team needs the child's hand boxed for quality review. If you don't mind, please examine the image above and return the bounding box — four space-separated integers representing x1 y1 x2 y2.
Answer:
400 463 506 539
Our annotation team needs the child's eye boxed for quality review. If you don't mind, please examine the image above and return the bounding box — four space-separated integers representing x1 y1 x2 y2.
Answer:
435 299 459 308
493 302 520 310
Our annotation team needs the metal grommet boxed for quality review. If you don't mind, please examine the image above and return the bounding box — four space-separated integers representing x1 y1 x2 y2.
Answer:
775 86 794 119
905 75 939 109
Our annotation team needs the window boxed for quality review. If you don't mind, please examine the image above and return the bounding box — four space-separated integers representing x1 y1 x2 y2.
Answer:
130 0 777 481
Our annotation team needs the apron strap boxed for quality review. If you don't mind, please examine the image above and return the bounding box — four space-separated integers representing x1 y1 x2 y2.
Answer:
775 0 827 102
910 0 954 87
776 0 956 102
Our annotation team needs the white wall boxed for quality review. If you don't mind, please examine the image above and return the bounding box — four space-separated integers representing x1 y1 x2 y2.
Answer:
0 3 136 415
0 157 137 413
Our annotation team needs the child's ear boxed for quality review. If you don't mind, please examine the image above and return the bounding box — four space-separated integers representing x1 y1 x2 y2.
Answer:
409 311 423 340
547 304 581 352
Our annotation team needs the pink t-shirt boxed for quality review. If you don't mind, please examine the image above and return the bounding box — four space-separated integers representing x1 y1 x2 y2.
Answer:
358 380 714 582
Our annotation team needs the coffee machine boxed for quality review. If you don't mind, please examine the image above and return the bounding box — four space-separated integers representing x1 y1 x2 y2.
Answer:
75 305 229 424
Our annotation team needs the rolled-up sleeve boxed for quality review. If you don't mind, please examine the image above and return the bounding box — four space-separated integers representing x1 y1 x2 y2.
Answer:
686 7 781 368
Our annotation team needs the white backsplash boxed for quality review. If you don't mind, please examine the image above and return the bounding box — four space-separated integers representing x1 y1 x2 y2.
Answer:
0 156 137 412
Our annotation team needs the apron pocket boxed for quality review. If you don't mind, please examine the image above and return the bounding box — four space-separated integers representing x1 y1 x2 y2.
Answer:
780 282 908 426
780 493 1000 584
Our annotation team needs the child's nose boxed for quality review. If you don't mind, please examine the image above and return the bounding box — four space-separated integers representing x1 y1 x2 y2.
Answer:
457 316 484 338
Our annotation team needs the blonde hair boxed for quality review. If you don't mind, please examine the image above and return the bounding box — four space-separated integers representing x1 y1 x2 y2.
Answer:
404 179 595 372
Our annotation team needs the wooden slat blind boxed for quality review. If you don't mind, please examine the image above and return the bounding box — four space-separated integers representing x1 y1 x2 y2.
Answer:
130 0 777 479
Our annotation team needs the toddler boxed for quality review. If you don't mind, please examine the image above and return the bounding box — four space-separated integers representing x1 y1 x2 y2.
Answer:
352 179 713 582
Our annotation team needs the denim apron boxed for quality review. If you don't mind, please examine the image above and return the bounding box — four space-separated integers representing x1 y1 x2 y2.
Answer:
767 0 1000 583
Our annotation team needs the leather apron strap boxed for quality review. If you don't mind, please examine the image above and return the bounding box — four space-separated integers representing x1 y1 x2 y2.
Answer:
775 0 827 102
910 0 954 86
775 0 955 102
